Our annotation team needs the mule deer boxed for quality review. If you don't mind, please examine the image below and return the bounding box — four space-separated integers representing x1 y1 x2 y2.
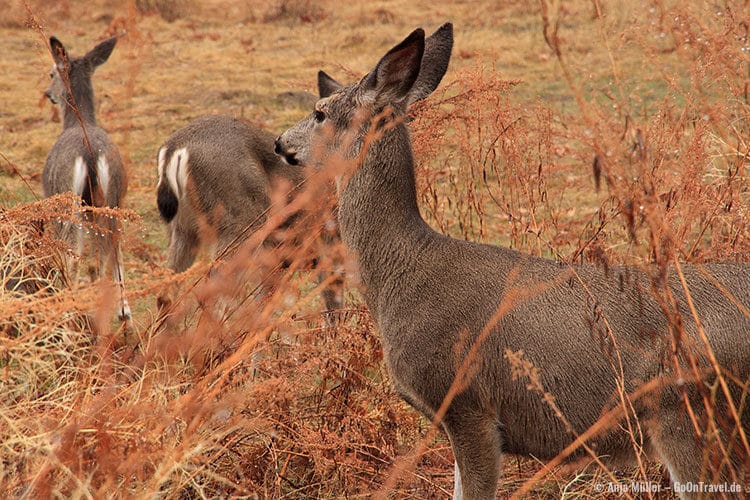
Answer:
44 36 130 321
275 23 750 499
156 114 343 314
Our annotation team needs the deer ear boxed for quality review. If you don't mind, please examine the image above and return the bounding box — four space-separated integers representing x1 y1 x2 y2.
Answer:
405 22 453 106
50 36 68 68
85 37 117 68
318 71 342 98
360 28 425 108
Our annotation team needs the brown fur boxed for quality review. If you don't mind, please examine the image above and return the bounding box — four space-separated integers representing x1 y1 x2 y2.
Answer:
156 114 343 314
43 36 130 321
276 23 750 499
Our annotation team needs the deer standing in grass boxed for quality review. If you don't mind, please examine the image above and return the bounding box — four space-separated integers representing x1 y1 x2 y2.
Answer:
275 23 750 499
44 36 130 321
156 114 343 314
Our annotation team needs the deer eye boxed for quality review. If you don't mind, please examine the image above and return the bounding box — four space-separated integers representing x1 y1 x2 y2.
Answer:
313 110 325 123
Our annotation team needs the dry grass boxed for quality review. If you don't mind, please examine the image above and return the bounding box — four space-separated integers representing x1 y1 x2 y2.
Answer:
0 0 748 497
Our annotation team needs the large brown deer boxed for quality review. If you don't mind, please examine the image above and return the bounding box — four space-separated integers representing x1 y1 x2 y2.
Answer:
275 23 750 499
44 36 130 321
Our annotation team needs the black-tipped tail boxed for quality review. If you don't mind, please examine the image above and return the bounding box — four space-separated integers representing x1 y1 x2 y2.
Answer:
157 181 178 222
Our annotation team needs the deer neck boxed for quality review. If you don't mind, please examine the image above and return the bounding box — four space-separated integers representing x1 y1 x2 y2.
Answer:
61 77 97 130
337 122 433 306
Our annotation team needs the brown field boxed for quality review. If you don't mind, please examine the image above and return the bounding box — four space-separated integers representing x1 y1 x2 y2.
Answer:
1 0 748 497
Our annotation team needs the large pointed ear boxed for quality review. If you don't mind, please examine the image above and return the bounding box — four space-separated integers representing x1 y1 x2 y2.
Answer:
404 22 453 106
318 70 343 98
360 28 425 108
85 36 117 68
49 36 68 68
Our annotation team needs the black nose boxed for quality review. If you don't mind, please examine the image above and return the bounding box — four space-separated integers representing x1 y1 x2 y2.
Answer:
274 137 283 155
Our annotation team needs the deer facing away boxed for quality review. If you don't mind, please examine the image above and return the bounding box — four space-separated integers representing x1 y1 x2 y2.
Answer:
44 36 130 321
275 23 750 499
156 114 343 314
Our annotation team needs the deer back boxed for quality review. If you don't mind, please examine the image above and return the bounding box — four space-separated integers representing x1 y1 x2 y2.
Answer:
157 115 304 258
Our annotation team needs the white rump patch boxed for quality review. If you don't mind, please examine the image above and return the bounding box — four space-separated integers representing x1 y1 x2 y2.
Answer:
156 147 167 186
165 147 189 199
72 156 87 197
97 154 110 198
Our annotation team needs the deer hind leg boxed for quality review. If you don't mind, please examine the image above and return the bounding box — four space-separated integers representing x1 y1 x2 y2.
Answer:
443 412 503 500
651 383 750 492
167 222 199 273
94 212 130 321
649 419 704 499
58 215 84 285
156 222 199 315
648 384 747 499
94 155 130 321
57 158 88 284
106 228 130 321
112 239 130 321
